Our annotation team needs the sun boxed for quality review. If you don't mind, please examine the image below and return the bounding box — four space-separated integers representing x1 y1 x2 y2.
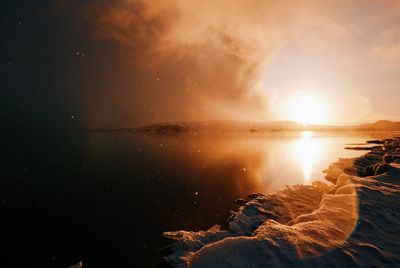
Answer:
286 92 329 125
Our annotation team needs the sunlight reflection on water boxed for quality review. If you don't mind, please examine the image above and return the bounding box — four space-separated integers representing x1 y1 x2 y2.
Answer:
251 131 368 192
92 131 371 195
291 131 321 183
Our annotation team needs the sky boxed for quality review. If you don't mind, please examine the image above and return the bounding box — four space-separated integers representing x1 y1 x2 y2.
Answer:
3 0 400 127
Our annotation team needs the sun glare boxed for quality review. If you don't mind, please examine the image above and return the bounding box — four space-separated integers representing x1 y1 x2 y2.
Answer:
287 93 329 125
291 131 320 183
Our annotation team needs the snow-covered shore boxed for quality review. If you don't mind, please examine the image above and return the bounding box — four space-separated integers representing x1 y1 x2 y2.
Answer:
163 137 400 267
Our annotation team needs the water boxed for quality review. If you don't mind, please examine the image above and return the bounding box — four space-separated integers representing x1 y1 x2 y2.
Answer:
2 130 374 267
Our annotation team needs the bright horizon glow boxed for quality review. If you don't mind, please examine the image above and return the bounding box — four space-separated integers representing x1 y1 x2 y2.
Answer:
286 92 329 126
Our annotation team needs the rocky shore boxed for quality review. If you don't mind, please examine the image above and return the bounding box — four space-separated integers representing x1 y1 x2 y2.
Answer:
163 137 400 267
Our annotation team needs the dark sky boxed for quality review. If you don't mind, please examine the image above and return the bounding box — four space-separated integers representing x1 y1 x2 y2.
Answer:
1 0 275 130
2 1 113 131
1 1 194 130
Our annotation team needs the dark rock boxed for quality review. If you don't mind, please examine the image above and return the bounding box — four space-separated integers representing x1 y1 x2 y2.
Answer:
374 163 394 175
383 154 400 163
366 140 385 144
247 193 264 199
138 123 194 136
345 146 381 151
383 154 394 163
234 198 247 205
363 165 375 176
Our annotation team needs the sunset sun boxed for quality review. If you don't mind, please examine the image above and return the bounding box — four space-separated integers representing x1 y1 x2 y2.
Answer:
287 93 329 125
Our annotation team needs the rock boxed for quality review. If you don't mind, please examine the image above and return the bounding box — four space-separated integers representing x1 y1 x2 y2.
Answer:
345 146 380 151
366 139 385 144
383 154 400 163
235 198 247 205
383 154 394 163
363 165 375 176
374 163 394 175
247 193 264 199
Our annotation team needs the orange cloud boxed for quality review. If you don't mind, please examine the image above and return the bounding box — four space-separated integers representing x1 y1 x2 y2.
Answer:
58 0 400 125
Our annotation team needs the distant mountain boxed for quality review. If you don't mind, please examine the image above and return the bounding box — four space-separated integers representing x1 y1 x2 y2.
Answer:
91 120 400 134
357 120 400 131
137 120 306 134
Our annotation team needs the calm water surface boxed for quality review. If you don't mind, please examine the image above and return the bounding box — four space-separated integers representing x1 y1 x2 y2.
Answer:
3 130 374 267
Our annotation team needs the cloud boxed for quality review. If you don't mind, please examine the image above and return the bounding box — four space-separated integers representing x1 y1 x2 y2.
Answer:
58 0 400 124
80 0 293 123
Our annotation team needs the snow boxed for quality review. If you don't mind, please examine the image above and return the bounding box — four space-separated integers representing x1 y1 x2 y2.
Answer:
163 137 400 267
68 261 82 268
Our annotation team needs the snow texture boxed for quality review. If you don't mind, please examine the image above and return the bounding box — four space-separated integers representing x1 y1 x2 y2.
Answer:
164 137 400 267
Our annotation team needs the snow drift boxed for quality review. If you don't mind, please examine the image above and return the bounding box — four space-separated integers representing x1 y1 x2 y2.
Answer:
163 137 400 267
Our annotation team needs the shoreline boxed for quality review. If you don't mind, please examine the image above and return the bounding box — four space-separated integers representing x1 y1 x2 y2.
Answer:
163 136 400 267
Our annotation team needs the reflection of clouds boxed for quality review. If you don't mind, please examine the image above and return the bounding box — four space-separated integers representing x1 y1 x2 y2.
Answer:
291 131 320 183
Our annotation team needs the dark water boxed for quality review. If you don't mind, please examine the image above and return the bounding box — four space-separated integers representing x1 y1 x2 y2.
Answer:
2 128 371 267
